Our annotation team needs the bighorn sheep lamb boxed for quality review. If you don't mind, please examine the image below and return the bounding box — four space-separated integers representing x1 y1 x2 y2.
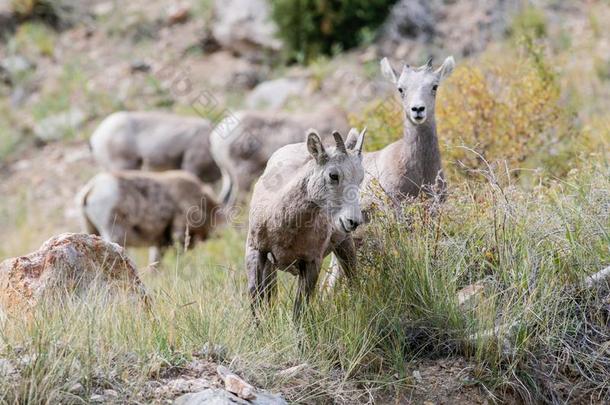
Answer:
361 56 455 209
210 107 349 205
90 111 220 183
324 56 455 289
78 170 223 263
246 128 366 320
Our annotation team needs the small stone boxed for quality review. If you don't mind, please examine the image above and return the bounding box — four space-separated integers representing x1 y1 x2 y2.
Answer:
0 55 34 77
278 363 309 379
167 3 190 25
130 61 151 73
90 394 105 402
93 2 113 17
412 370 423 383
457 281 486 306
0 359 16 377
245 77 307 110
103 389 118 398
197 342 227 361
68 383 84 394
33 108 86 142
217 365 255 400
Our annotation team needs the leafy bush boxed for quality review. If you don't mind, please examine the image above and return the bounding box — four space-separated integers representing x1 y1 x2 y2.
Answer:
509 6 547 40
10 0 75 27
270 0 396 63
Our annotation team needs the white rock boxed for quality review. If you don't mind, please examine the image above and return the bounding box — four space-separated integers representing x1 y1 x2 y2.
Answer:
246 78 307 110
175 388 288 405
211 0 282 60
33 108 86 142
1 55 34 76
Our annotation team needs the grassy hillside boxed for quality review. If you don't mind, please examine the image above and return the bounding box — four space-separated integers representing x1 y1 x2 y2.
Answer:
0 1 609 403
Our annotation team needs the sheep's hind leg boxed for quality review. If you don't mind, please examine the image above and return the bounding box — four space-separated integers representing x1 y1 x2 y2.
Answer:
246 244 270 322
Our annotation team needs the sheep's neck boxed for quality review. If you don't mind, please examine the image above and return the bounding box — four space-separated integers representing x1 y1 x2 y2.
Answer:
398 116 442 193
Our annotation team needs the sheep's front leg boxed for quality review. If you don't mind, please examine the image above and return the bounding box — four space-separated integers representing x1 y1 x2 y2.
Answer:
246 243 271 322
148 246 167 266
323 237 357 291
294 260 320 322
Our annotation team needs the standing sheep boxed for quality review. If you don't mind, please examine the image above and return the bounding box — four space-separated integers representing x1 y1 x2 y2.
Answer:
246 128 366 320
90 111 220 183
324 56 455 289
78 170 223 263
210 106 349 205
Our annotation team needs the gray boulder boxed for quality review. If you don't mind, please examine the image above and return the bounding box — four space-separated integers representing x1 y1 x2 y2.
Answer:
211 0 282 60
245 77 307 110
33 108 86 142
0 233 149 315
174 388 287 405
377 0 520 58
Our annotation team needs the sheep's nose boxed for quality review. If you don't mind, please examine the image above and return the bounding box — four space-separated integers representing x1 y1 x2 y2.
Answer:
411 105 425 113
346 217 361 231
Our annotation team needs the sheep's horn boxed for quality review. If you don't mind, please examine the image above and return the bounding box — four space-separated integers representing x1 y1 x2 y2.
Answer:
355 127 367 155
333 131 347 154
425 56 434 70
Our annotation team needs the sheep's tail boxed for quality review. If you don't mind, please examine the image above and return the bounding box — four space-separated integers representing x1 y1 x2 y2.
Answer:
219 167 236 208
210 115 241 209
75 179 100 235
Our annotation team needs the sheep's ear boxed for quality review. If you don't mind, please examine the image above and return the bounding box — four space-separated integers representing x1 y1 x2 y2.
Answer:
435 56 455 81
380 57 397 84
306 129 328 164
355 127 366 156
345 128 360 150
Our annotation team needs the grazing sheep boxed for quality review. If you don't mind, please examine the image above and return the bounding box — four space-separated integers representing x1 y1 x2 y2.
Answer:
90 111 220 183
78 170 223 263
246 128 366 320
324 56 455 289
210 107 349 205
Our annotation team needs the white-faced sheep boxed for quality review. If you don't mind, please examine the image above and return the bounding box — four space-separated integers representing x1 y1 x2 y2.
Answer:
78 170 223 263
90 111 220 183
246 128 366 320
324 56 455 289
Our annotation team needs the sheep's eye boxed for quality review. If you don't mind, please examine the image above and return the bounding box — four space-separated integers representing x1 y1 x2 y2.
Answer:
432 84 438 93
398 87 404 95
329 172 339 182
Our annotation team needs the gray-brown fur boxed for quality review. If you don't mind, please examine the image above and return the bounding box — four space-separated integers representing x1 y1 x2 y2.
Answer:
78 170 223 262
210 106 349 205
245 129 366 320
90 111 220 183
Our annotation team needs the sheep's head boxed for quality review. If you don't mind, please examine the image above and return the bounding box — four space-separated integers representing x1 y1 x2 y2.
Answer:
306 128 366 234
380 56 455 125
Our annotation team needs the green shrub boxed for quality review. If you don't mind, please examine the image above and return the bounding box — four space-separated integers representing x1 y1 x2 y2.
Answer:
509 6 547 40
270 0 396 63
10 0 73 27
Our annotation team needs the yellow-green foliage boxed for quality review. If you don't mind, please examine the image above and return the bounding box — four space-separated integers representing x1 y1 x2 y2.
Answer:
509 6 548 40
12 22 56 57
437 55 572 178
348 98 402 152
